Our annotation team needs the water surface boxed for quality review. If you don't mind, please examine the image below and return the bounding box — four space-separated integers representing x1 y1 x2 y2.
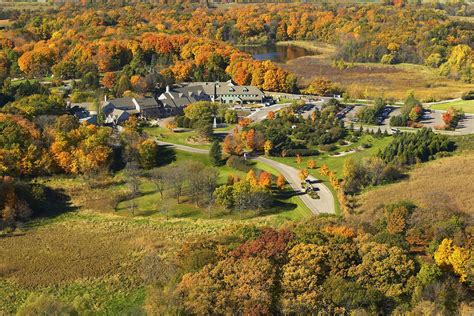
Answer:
238 44 315 63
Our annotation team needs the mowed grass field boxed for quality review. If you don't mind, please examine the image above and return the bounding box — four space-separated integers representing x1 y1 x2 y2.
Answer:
144 126 233 150
278 41 474 101
357 153 474 217
429 99 474 114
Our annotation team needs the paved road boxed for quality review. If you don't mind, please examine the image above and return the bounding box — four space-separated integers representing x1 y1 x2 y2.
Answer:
256 156 335 215
156 140 336 215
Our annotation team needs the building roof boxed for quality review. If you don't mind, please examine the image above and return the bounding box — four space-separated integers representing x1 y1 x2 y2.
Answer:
159 81 264 107
105 108 130 124
185 80 264 99
79 115 97 125
107 97 136 111
159 86 209 108
134 97 160 109
111 108 129 118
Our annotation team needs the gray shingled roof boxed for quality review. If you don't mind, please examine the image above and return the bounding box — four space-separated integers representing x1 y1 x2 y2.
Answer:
108 97 136 110
159 86 209 108
134 97 159 109
185 81 264 100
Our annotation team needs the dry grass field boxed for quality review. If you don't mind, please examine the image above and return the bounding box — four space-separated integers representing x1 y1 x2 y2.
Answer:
0 2 56 11
357 153 474 217
0 211 253 313
279 41 474 101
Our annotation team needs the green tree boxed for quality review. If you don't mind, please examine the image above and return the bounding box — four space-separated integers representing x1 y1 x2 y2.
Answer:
16 293 76 316
115 74 132 97
214 185 234 210
224 109 238 124
194 119 213 140
348 242 415 298
209 140 222 166
138 139 158 169
183 101 218 122
321 276 384 313
6 94 65 118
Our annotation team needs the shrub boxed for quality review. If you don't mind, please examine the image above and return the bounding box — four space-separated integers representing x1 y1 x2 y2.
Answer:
281 149 320 157
390 114 409 127
461 91 474 100
16 293 76 316
318 144 337 152
226 155 251 172
70 90 95 103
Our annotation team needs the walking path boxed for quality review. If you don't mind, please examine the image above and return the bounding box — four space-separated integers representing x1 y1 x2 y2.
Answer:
156 140 336 215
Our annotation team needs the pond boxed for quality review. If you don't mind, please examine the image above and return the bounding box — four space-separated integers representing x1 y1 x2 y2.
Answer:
238 44 315 63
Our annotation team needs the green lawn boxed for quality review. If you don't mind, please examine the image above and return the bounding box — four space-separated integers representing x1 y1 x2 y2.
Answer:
145 126 233 150
429 99 474 114
117 149 312 222
144 126 212 150
273 135 392 177
270 135 393 214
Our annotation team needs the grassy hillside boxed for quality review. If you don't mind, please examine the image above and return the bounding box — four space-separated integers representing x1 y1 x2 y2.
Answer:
357 153 474 217
0 211 260 314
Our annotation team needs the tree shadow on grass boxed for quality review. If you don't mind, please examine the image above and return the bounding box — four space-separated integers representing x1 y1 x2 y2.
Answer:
37 186 77 218
15 185 79 231
170 208 201 218
259 189 301 216
157 145 177 167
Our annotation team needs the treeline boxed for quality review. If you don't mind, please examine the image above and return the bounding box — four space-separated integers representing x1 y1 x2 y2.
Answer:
2 4 473 90
9 3 470 80
0 9 296 93
379 128 455 165
390 93 424 127
10 178 473 314
0 91 160 228
340 128 454 196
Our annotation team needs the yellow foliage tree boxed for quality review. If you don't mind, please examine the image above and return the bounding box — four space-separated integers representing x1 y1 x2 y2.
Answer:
298 169 309 181
307 159 316 169
320 164 330 176
264 140 273 156
276 174 286 190
246 170 258 187
434 239 472 283
295 154 302 165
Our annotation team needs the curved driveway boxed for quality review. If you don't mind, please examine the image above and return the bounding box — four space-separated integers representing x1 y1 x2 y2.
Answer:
156 140 336 215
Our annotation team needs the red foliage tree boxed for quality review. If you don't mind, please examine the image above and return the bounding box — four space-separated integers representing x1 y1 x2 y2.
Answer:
231 228 294 261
